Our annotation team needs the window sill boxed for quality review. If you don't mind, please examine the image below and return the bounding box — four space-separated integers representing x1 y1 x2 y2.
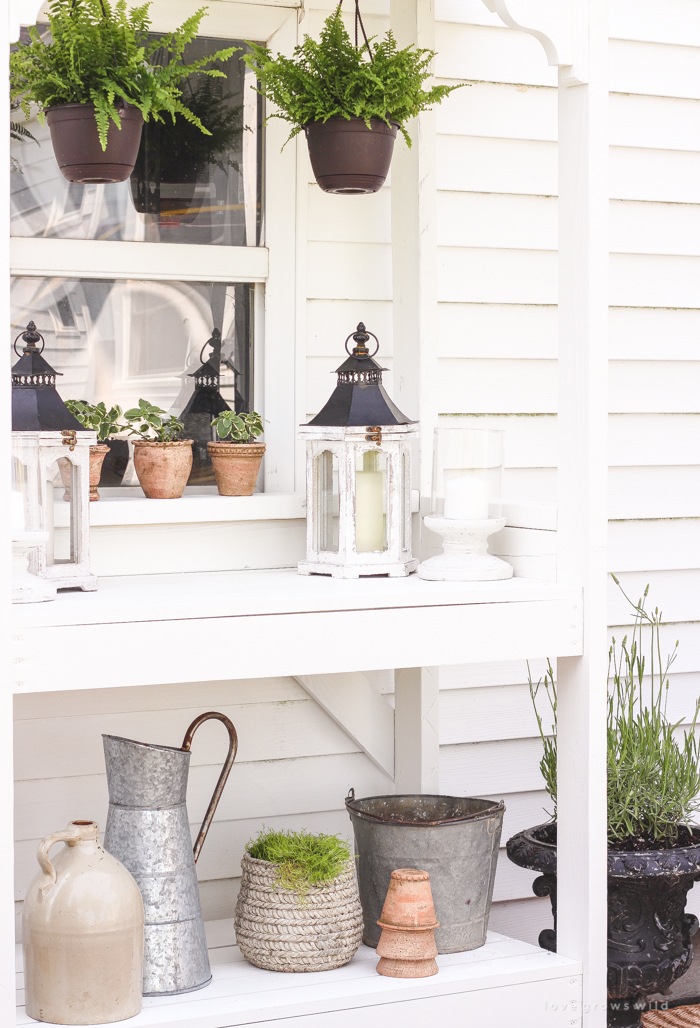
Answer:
54 491 305 528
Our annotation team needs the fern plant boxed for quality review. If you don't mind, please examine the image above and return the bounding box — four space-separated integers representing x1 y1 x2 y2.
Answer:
530 579 700 847
10 0 239 150
242 7 462 147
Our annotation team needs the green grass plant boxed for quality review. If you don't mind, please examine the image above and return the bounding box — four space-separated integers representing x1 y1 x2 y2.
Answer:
242 7 462 148
530 577 700 847
246 828 351 893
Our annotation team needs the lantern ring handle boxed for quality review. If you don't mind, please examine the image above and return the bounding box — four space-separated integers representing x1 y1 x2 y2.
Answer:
14 324 45 357
345 330 379 359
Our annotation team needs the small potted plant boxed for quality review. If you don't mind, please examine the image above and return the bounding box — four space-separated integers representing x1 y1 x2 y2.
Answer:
10 0 238 184
508 580 700 1028
64 400 123 500
242 8 461 194
208 410 264 496
125 399 192 499
235 828 363 972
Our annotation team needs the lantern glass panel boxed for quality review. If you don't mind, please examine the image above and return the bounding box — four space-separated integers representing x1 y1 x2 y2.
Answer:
11 456 29 533
355 450 387 553
430 428 504 520
401 450 410 551
47 459 78 564
313 450 339 553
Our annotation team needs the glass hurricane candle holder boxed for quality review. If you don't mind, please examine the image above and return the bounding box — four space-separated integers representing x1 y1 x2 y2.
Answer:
418 427 512 582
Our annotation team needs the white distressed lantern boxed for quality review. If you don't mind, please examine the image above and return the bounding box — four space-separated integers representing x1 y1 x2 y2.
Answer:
298 323 418 579
11 322 97 593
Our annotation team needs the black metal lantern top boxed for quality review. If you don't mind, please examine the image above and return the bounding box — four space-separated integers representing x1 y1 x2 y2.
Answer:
307 323 415 427
11 321 84 432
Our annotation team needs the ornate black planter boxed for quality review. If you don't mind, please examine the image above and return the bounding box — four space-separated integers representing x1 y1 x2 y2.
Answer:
507 824 700 1027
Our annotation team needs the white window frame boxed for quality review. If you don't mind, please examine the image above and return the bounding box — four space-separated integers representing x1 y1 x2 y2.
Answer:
10 0 304 499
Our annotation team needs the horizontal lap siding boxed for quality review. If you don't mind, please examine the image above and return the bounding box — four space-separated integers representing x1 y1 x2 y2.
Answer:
433 8 700 943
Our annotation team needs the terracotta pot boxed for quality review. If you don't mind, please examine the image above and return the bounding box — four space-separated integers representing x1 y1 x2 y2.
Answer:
207 441 265 496
304 117 398 194
378 868 440 930
23 820 144 1025
133 439 193 499
60 444 110 501
46 103 143 184
376 926 439 979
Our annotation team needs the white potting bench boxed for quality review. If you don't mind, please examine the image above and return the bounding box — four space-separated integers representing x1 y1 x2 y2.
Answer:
1 0 608 1025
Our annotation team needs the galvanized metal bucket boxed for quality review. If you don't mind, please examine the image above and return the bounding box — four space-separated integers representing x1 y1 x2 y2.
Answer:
103 712 237 996
345 791 504 954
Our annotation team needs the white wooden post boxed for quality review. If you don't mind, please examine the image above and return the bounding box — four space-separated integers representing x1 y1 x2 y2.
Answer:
555 3 609 1026
394 667 440 792
390 0 438 510
481 3 609 1025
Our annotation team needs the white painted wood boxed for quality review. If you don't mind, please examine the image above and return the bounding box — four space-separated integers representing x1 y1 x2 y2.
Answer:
141 1 300 40
480 0 587 85
10 237 269 282
390 0 438 503
308 241 392 301
394 667 440 792
11 574 583 693
441 736 554 795
294 674 395 778
488 897 552 947
436 22 555 86
553 7 609 1028
307 301 393 356
609 0 700 47
608 519 700 574
54 493 305 527
307 186 391 245
14 928 583 1028
610 39 700 100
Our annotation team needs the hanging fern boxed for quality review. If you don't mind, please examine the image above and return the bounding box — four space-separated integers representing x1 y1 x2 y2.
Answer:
10 0 239 150
242 7 464 148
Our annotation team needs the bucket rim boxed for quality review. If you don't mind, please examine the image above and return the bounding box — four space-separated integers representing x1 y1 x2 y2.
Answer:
102 732 189 756
345 792 505 827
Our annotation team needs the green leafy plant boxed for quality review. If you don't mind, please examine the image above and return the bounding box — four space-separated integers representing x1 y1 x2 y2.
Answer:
66 399 123 442
242 7 463 147
530 579 700 848
211 409 264 443
124 399 184 442
247 828 351 894
10 0 239 150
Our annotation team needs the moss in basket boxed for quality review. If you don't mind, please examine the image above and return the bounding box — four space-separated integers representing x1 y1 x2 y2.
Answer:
242 7 465 148
246 829 352 894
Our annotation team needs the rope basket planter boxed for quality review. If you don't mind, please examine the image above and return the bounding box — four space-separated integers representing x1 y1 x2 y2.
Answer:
234 853 363 972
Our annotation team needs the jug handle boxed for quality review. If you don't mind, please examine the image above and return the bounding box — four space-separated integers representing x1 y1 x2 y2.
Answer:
182 712 238 864
36 826 81 897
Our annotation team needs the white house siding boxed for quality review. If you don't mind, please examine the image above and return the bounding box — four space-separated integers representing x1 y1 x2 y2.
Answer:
13 0 700 950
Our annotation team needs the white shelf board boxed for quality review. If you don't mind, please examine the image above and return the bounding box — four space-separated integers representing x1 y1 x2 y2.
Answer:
54 492 306 529
12 570 582 692
16 924 582 1028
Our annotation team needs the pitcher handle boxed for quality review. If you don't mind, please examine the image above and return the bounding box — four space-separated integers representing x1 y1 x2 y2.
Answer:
36 826 81 897
182 711 238 863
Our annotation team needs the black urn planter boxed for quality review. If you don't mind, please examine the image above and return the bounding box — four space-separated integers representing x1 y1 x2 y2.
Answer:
507 824 700 1028
305 116 398 194
46 103 143 184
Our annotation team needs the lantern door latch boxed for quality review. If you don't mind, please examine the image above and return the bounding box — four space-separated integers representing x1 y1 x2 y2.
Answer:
365 426 382 444
61 430 77 451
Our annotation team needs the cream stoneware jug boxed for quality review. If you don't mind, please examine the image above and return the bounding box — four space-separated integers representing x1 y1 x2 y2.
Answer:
23 820 144 1025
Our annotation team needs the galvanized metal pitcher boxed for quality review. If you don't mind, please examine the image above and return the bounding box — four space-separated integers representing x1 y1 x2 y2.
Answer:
103 712 237 996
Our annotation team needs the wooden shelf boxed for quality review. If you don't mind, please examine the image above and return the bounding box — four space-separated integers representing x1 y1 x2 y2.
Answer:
12 570 582 693
16 922 582 1028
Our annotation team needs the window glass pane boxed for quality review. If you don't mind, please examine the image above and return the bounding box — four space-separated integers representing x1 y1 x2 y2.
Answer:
11 277 254 488
11 35 262 247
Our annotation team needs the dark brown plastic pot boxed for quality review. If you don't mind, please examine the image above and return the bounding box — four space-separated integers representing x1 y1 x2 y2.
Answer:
305 117 398 194
46 103 144 184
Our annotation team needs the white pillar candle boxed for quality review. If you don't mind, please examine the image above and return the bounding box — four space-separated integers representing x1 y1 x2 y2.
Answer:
355 452 385 552
443 472 489 520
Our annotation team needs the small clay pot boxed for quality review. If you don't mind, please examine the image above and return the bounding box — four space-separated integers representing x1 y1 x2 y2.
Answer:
376 926 439 978
377 868 440 930
375 869 439 979
304 117 398 194
207 441 265 496
46 102 143 184
133 440 193 499
58 444 110 502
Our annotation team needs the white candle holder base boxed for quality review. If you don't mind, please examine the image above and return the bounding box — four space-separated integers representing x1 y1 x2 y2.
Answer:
418 516 513 582
13 532 57 603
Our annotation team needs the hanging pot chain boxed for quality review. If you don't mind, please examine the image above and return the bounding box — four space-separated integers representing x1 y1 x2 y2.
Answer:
336 0 374 63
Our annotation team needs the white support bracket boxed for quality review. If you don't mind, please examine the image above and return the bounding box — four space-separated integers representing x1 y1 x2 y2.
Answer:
481 0 588 85
294 673 395 780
